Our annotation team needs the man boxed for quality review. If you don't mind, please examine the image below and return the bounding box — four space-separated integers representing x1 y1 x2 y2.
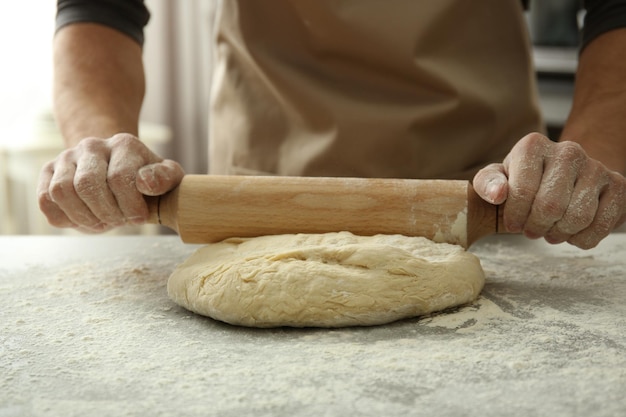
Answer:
38 0 626 249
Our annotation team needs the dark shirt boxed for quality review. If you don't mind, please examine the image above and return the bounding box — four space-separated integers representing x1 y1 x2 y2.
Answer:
56 0 150 44
583 0 626 46
55 0 626 49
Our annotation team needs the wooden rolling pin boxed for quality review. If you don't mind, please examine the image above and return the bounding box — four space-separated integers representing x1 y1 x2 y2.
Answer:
146 175 504 248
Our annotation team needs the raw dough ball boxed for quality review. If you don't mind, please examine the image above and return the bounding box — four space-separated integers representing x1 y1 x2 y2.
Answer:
167 232 485 328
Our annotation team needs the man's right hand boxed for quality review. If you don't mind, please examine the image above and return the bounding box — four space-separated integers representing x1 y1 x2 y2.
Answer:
37 133 185 233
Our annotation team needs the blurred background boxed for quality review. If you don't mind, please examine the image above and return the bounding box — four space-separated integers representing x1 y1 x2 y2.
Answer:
0 0 215 235
0 0 580 236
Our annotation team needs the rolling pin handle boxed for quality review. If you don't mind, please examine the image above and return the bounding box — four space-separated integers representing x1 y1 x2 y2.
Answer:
155 195 162 225
496 202 506 235
145 195 160 225
496 204 499 234
145 188 180 234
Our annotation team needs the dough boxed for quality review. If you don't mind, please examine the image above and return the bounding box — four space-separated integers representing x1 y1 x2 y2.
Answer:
167 232 485 328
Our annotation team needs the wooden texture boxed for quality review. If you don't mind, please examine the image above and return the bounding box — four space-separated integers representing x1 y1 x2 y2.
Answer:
146 175 502 248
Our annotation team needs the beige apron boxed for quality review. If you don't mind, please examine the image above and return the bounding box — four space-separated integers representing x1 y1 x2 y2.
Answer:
208 0 544 180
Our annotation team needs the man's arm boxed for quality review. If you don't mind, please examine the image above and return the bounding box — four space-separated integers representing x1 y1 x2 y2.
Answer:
559 28 626 174
53 23 145 144
473 26 626 249
38 23 184 233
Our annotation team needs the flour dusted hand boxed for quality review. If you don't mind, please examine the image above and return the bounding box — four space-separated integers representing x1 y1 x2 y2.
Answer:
473 133 626 249
37 133 185 233
167 232 485 328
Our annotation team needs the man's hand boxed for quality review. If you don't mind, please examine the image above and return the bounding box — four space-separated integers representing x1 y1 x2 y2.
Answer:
37 133 185 233
473 132 626 249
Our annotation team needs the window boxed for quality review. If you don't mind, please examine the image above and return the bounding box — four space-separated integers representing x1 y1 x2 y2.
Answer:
0 2 56 135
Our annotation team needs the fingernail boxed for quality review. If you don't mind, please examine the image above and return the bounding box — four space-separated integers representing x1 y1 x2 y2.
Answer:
486 183 500 203
127 216 145 225
91 222 107 232
524 231 541 240
507 222 523 233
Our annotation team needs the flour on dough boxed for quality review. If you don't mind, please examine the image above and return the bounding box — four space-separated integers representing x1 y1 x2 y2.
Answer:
167 232 485 328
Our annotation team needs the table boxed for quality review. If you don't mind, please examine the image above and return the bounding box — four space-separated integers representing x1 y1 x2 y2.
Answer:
1 235 625 416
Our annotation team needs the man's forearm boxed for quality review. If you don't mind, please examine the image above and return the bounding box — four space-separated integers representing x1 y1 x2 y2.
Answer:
53 23 146 146
560 28 626 174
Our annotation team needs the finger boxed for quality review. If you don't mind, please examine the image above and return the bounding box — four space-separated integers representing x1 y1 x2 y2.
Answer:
136 159 186 196
502 133 549 233
107 147 150 224
472 163 509 205
37 161 75 228
545 162 605 244
568 172 626 249
522 141 585 239
568 193 617 249
73 151 125 227
47 153 105 231
545 188 598 244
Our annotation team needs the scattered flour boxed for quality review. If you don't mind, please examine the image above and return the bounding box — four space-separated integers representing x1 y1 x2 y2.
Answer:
1 235 625 416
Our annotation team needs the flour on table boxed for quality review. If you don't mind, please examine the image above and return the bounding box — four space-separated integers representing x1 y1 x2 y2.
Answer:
167 232 485 328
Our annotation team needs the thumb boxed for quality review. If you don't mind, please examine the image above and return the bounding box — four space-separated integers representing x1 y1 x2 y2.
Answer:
472 163 509 205
136 160 185 196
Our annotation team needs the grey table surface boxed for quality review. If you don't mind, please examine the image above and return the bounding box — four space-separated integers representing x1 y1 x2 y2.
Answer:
1 234 625 417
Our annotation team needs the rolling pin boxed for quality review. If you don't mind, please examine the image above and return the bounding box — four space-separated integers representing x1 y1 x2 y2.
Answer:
146 175 504 248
